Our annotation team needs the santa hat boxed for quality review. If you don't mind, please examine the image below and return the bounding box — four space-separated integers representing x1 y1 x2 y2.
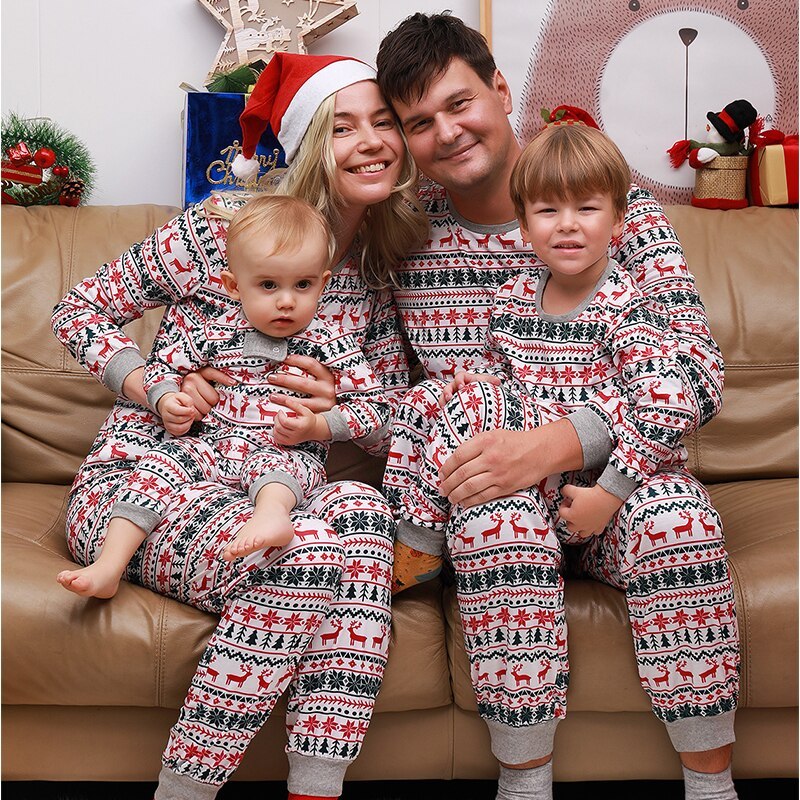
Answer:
542 105 600 129
707 99 758 143
231 52 376 181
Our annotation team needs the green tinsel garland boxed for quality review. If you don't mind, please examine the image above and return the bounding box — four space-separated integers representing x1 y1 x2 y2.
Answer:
1 113 96 206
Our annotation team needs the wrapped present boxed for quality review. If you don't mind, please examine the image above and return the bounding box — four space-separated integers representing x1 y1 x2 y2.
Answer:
748 135 798 207
2 161 43 186
182 88 285 208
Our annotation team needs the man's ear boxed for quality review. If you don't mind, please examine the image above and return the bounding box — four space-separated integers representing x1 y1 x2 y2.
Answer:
220 270 240 301
494 69 513 116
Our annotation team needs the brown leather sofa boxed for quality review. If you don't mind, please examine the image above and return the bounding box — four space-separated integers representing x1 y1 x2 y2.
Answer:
2 202 797 784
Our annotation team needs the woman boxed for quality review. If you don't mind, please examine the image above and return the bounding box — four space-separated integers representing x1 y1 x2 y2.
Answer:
51 53 427 800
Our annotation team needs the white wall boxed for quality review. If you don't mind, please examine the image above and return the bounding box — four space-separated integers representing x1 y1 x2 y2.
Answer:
1 1 479 207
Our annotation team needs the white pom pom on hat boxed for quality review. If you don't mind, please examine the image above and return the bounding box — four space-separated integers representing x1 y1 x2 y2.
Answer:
231 52 376 180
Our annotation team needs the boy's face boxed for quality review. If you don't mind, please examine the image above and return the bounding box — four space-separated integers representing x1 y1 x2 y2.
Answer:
392 57 516 196
519 194 625 283
222 230 331 339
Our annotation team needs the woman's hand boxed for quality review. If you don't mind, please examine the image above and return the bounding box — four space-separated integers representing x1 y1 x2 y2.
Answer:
269 354 336 413
181 367 236 419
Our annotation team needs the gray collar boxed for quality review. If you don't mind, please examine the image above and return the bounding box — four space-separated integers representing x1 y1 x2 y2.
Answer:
242 330 288 361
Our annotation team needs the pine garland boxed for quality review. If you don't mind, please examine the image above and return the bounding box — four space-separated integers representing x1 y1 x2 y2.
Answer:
1 113 96 205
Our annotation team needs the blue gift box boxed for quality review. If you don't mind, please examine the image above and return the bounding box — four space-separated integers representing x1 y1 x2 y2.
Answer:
182 90 286 208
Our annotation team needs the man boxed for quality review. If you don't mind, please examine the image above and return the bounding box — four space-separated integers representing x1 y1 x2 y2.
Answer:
377 12 739 800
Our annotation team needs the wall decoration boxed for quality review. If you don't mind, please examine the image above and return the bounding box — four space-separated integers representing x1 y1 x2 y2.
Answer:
197 0 358 84
484 0 798 205
1 113 96 206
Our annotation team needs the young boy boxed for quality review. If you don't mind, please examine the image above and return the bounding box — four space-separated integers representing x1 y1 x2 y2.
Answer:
390 121 696 575
57 193 390 599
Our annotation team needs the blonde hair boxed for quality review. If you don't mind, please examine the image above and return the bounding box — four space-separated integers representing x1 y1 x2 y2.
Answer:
205 85 428 288
226 193 336 271
510 124 631 220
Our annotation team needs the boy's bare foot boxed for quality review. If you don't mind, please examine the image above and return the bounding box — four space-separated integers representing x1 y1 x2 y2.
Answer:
56 563 122 599
222 513 295 561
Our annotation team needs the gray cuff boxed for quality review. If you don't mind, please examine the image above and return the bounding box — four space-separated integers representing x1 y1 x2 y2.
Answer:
248 471 303 507
110 501 161 535
105 347 146 395
568 407 613 470
665 709 736 752
155 766 218 800
321 408 352 442
596 464 639 501
485 717 560 763
287 751 352 797
396 518 446 555
147 380 182 414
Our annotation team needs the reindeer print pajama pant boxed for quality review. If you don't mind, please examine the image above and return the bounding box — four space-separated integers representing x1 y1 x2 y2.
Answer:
384 379 739 762
68 402 394 795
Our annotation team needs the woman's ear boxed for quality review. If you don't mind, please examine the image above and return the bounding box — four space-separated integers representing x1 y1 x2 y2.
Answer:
220 270 240 300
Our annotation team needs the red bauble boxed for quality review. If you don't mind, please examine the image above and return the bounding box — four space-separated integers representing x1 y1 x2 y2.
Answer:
33 147 57 169
52 165 70 177
59 194 80 207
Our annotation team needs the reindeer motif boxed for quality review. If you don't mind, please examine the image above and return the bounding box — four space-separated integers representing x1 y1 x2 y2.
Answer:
349 374 368 391
536 659 551 682
257 668 273 693
509 512 528 539
438 231 454 247
672 511 695 539
480 513 505 542
109 443 129 460
202 654 219 682
647 380 672 404
225 664 253 688
652 666 671 687
520 279 536 298
699 658 720 683
455 229 471 248
510 664 532 686
169 257 194 274
531 525 550 541
495 234 515 249
643 520 669 546
722 655 738 676
371 625 388 649
454 530 475 549
474 232 491 248
675 660 694 682
495 667 507 681
698 513 717 536
348 621 368 647
477 670 489 682
320 619 344 646
689 344 708 362
295 527 320 541
386 450 404 467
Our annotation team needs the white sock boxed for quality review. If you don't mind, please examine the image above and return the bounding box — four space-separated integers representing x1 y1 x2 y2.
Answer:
496 761 553 800
683 764 739 800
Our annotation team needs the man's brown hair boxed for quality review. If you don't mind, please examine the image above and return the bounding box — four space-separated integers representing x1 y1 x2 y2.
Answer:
376 12 496 106
509 124 631 220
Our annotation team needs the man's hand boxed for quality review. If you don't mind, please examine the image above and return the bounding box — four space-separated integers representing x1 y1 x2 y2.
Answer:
181 367 236 420
273 397 329 445
268 355 336 413
157 392 197 436
439 418 584 507
558 483 624 538
439 371 500 406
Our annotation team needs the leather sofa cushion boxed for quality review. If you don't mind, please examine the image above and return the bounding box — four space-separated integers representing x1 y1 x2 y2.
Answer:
1 483 451 713
666 206 799 483
447 479 798 713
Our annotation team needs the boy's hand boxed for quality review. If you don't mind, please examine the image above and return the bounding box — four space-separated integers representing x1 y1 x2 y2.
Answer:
158 391 196 436
558 483 625 538
273 397 321 445
439 371 500 406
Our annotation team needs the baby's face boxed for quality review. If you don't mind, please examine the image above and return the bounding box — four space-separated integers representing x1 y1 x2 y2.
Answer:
224 231 331 338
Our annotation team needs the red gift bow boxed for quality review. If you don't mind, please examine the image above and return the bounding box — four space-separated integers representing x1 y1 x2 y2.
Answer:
5 141 32 165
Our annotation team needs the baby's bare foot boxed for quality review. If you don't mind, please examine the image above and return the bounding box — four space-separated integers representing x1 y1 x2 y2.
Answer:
222 514 294 561
57 564 122 599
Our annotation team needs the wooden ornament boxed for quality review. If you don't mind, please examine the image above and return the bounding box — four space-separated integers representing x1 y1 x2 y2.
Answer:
197 0 359 84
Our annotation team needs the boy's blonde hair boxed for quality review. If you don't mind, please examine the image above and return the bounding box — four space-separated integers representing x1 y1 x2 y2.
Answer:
226 193 336 271
510 124 631 220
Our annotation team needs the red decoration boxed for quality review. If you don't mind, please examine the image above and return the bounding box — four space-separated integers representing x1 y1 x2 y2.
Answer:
748 133 799 207
33 147 57 169
1 161 43 185
5 141 33 165
52 165 70 177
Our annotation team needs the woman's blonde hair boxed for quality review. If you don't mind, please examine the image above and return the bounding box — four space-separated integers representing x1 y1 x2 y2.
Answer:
510 124 631 220
205 85 428 288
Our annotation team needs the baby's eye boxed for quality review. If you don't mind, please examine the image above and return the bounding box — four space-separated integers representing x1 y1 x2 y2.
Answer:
296 280 312 289
261 281 276 290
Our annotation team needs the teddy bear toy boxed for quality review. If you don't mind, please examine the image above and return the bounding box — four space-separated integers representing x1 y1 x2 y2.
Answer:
668 99 758 208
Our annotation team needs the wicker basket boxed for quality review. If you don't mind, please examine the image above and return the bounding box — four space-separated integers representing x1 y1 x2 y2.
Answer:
694 155 749 201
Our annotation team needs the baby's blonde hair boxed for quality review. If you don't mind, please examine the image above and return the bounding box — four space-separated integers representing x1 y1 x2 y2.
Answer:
510 124 631 220
226 193 336 271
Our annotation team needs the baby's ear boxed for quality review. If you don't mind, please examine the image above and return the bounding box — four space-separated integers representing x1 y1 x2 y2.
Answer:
320 270 332 289
220 270 240 300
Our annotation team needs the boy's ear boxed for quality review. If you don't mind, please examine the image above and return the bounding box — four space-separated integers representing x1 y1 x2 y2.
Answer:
220 269 240 300
518 218 531 245
612 210 625 240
